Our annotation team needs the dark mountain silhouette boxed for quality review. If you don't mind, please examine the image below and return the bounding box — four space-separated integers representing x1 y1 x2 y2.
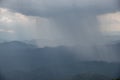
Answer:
0 41 36 49
0 41 120 80
0 72 5 80
70 73 112 80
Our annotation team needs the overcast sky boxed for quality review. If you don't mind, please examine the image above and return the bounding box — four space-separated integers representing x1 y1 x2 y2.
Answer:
0 0 119 47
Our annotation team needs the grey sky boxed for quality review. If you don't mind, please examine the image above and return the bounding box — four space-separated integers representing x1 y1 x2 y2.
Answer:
0 0 117 16
0 0 119 46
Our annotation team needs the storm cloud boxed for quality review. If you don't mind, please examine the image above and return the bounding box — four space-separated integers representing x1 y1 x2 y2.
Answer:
0 0 118 16
0 0 119 46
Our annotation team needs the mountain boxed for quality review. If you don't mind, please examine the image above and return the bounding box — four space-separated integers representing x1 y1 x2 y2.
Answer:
70 73 112 80
0 41 36 50
23 39 64 48
0 41 120 80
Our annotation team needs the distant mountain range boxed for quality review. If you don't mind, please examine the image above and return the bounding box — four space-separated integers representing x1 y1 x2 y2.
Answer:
0 41 36 49
70 73 112 80
0 41 120 80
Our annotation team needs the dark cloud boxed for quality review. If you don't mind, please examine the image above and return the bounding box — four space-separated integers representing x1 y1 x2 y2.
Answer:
117 0 120 10
0 0 118 17
0 0 119 45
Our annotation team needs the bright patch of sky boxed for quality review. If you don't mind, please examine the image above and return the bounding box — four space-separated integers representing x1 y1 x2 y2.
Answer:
98 12 120 35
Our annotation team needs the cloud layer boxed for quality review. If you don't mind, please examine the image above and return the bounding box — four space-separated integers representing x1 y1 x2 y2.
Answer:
0 0 118 16
0 8 66 47
0 0 119 46
0 8 42 41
